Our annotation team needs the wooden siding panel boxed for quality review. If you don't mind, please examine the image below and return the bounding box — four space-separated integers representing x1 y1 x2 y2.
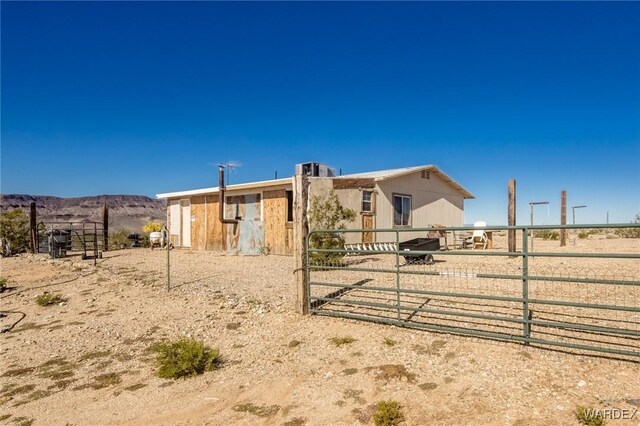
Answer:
190 196 205 250
205 195 224 251
263 189 291 255
333 178 375 189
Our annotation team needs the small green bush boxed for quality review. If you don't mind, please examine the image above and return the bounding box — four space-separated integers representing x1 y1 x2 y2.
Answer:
574 406 606 426
308 191 356 264
383 338 397 347
578 231 590 239
152 338 220 379
373 400 405 426
0 277 7 293
330 336 356 346
35 292 65 306
109 229 130 250
0 209 30 256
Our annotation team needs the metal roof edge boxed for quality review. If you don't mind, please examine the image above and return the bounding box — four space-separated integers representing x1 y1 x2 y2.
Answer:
156 177 293 199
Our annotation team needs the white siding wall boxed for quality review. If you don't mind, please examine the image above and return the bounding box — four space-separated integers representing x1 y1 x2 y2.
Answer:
375 171 465 242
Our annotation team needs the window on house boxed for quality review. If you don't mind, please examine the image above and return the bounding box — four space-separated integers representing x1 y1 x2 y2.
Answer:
393 194 411 226
421 170 430 179
362 190 373 213
286 190 294 222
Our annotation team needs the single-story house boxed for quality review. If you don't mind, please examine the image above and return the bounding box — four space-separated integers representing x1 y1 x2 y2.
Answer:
155 163 474 255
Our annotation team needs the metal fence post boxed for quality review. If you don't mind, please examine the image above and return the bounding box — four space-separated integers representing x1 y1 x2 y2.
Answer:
164 225 170 292
522 227 530 343
395 230 401 321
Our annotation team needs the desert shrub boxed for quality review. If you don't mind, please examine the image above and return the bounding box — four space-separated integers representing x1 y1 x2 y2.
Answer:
578 231 590 239
35 292 65 306
0 209 30 256
140 233 151 248
330 336 356 346
152 338 220 379
614 213 640 238
533 229 559 240
143 222 163 233
574 406 606 426
308 191 356 264
109 229 130 250
373 400 405 426
0 277 7 293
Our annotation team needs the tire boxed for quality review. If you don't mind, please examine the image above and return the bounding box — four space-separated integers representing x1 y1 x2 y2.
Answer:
426 254 434 264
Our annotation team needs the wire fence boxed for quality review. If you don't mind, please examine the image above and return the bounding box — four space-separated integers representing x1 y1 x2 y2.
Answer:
306 224 640 359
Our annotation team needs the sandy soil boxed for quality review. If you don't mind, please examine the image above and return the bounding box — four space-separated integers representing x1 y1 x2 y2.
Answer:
1 236 639 426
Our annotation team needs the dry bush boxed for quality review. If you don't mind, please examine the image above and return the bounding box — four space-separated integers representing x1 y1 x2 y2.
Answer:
373 400 405 426
152 338 220 379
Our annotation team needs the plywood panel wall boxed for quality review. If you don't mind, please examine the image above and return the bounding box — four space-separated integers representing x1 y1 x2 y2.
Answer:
190 196 206 250
263 189 291 255
205 195 224 251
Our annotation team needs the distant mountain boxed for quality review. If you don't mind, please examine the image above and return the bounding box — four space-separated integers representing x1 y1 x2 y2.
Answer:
0 194 166 232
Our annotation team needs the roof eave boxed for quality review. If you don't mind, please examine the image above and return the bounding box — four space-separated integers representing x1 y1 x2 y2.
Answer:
156 177 293 199
372 165 475 199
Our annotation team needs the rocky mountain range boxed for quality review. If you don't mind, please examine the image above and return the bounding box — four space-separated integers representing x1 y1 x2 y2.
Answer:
0 194 166 232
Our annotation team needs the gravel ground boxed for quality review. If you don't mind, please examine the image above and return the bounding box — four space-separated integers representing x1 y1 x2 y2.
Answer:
1 237 639 425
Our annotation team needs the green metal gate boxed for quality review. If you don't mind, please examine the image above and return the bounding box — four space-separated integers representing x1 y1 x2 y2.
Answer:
306 224 640 359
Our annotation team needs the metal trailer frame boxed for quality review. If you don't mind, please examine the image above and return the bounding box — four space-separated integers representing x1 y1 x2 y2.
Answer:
37 221 104 264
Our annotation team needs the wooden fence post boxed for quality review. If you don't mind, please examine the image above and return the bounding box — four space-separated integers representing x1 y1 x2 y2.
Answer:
508 179 516 253
29 202 37 253
293 173 309 314
560 190 567 246
103 203 109 251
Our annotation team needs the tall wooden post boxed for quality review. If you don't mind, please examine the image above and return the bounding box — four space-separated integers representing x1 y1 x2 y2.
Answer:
102 203 109 251
29 202 37 253
293 173 309 314
560 190 567 246
508 179 516 253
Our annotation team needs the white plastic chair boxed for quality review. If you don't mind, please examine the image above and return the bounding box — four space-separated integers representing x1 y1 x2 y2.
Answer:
471 221 488 249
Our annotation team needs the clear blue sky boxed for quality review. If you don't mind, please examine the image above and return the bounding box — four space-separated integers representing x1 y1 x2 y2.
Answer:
2 2 639 225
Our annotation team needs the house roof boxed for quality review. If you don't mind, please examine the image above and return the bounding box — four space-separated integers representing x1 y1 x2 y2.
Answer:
336 165 475 199
156 164 474 199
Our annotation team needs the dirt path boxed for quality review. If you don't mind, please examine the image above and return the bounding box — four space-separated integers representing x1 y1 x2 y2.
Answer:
1 248 638 425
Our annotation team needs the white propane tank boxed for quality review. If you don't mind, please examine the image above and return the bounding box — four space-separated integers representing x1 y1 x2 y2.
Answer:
149 231 163 246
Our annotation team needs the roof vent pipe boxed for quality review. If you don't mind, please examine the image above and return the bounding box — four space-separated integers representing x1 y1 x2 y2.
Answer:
219 165 238 224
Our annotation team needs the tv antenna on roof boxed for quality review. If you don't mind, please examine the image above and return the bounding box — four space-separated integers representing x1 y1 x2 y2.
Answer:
219 161 241 186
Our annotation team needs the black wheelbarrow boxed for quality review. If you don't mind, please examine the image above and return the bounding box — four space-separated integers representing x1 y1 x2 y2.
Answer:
399 237 440 264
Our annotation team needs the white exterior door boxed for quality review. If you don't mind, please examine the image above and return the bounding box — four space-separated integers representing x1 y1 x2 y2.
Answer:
181 199 191 247
169 200 181 246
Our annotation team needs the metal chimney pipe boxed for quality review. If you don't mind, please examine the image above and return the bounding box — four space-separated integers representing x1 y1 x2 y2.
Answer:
219 165 238 224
